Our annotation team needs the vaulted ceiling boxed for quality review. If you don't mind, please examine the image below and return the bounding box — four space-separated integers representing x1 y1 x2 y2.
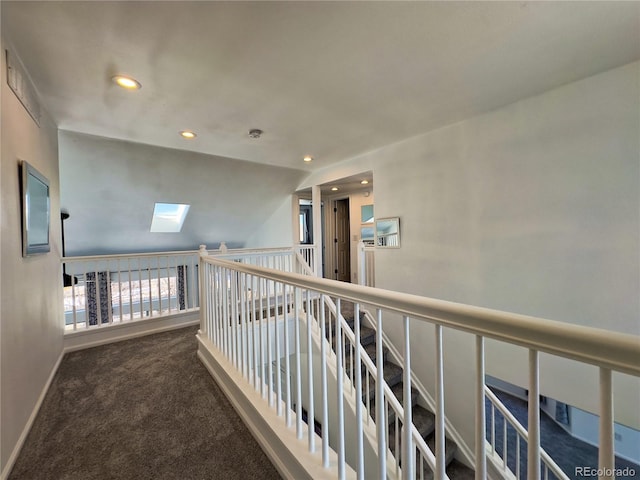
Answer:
4 1 639 171
3 1 639 255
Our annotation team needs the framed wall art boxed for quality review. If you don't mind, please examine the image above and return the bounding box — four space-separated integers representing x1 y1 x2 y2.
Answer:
21 160 51 256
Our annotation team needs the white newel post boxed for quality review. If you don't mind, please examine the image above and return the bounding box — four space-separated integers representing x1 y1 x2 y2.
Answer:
198 245 208 333
219 241 228 254
357 240 366 286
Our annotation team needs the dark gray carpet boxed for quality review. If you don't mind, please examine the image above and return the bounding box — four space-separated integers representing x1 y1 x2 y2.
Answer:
9 326 282 480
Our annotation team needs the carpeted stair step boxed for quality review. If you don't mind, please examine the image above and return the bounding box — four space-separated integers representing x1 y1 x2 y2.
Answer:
342 324 376 347
347 358 402 390
325 321 376 348
387 405 436 456
370 381 419 424
419 458 475 480
372 361 403 391
344 341 388 365
423 435 458 470
441 459 476 480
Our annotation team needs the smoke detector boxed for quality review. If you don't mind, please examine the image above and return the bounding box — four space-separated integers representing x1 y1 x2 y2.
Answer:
248 129 263 139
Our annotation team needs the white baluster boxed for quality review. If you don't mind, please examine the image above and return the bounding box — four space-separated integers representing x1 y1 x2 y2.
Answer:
117 260 123 321
435 324 445 480
71 262 78 329
242 273 249 380
211 265 218 347
599 368 614 480
336 298 346 480
503 416 508 472
225 268 232 361
146 264 152 318
258 275 265 398
320 295 330 468
253 274 260 391
516 435 521 480
475 336 487 480
295 287 303 438
207 265 213 341
157 257 162 315
355 303 364 479
266 279 274 407
528 350 541 480
232 271 239 369
306 290 315 453
284 284 292 426
275 282 282 416
403 316 414 480
376 309 387 478
127 258 133 320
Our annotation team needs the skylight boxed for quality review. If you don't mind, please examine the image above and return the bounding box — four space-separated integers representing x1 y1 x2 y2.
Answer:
150 203 190 233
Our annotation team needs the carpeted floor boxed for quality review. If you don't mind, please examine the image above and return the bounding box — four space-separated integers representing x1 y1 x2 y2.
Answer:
9 326 282 480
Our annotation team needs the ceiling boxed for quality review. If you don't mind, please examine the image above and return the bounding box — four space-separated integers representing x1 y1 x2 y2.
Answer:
3 1 639 171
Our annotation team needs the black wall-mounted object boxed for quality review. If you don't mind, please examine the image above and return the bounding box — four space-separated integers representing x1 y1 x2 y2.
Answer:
61 211 77 287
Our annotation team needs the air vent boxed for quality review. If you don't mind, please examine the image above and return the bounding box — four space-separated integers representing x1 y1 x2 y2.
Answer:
6 49 41 125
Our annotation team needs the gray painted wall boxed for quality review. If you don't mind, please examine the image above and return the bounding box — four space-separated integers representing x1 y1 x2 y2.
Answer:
59 131 307 255
1 40 64 474
300 62 640 450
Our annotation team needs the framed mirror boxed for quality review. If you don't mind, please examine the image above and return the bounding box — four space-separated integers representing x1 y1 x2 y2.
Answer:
360 226 375 246
21 160 50 256
375 217 400 248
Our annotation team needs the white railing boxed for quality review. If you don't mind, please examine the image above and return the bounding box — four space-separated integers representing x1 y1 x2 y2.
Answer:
61 244 317 332
296 244 317 275
62 250 200 330
212 243 321 278
485 387 569 480
358 304 569 480
357 241 375 287
323 296 439 479
199 253 640 480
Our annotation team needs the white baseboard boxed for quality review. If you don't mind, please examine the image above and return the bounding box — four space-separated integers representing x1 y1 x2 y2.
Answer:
64 311 200 352
1 350 64 480
196 333 356 480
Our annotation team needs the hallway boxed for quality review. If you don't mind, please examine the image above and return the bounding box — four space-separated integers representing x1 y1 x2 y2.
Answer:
9 327 281 480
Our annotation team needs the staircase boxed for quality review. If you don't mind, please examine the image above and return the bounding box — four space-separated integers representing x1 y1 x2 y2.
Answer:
337 303 475 479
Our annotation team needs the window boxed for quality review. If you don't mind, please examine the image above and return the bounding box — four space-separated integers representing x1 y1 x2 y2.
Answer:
150 203 190 233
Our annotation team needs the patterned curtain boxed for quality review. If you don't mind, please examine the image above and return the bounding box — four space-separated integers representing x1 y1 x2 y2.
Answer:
86 271 111 325
177 265 186 310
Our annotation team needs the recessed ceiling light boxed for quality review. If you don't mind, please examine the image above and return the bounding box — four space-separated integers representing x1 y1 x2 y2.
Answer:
360 179 369 185
331 187 339 191
179 130 197 139
248 129 263 139
112 75 141 90
303 155 313 163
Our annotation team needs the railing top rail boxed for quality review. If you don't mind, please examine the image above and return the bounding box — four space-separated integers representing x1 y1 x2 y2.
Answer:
62 245 313 263
202 255 640 377
212 247 295 257
62 250 199 263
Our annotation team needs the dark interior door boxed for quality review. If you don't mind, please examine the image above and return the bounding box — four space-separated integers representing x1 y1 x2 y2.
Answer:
335 199 350 282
